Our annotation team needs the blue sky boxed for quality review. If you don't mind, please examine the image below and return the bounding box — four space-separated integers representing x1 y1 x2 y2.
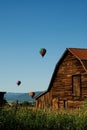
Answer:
0 0 87 93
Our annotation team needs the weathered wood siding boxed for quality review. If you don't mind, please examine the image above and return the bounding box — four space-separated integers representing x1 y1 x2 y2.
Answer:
81 73 87 99
51 51 85 100
36 51 87 109
36 91 52 109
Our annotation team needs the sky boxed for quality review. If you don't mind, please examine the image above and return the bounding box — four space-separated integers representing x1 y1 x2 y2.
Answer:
0 0 87 93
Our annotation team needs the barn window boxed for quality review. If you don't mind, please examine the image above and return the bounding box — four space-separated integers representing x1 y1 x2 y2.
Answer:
72 74 81 99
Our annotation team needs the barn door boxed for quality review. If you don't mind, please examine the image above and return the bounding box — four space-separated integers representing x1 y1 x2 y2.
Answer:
72 74 81 98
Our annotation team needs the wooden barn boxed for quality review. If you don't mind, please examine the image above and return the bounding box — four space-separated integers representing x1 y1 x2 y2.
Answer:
0 92 6 106
36 48 87 109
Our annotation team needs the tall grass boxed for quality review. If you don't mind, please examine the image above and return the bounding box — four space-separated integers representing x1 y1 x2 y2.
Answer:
1 103 87 130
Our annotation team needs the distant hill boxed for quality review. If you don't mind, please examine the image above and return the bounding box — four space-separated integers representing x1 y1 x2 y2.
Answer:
4 91 42 102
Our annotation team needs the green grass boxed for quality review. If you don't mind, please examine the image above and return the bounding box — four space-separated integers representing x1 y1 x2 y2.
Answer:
1 103 87 130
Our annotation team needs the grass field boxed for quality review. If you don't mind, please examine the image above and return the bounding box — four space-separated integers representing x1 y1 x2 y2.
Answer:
0 101 87 130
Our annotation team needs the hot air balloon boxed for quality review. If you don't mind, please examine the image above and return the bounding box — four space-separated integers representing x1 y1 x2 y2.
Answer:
16 80 21 86
29 92 35 98
39 48 46 57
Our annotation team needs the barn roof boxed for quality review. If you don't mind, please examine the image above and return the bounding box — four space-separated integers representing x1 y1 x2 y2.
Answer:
0 92 6 94
36 48 87 99
68 48 87 60
68 48 87 71
35 90 47 99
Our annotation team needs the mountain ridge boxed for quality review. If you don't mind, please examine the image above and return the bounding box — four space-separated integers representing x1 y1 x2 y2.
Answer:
4 91 42 102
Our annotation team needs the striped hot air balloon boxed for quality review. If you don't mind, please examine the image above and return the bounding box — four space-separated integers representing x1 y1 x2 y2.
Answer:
29 92 35 98
39 48 46 57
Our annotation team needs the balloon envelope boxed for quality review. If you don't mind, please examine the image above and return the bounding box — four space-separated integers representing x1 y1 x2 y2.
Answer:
29 92 35 98
17 81 21 86
40 48 46 57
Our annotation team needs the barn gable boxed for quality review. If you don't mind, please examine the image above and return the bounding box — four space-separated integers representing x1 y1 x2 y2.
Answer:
36 48 87 109
48 48 87 91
